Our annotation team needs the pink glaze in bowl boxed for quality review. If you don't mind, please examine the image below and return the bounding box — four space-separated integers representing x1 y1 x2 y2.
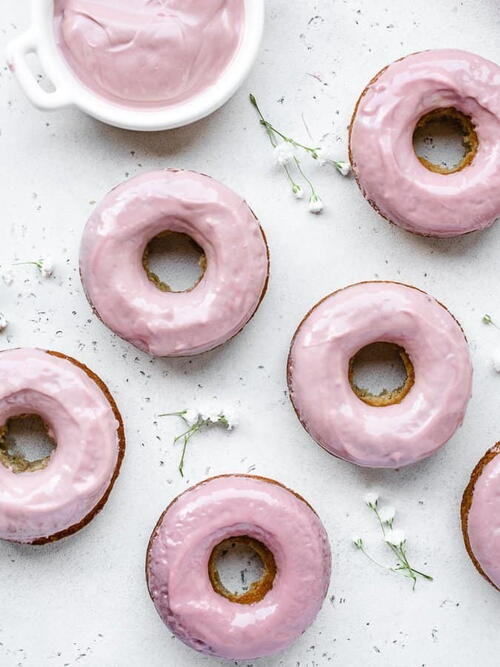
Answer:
6 0 264 130
54 0 245 109
146 475 332 660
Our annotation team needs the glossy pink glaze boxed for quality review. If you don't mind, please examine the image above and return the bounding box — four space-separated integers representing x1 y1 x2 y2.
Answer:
54 0 245 108
0 348 121 544
467 449 500 589
80 170 269 357
350 49 500 237
288 282 472 468
146 476 331 660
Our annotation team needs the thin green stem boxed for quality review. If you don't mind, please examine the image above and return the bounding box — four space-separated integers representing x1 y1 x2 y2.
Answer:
293 157 317 198
357 545 395 572
249 94 320 156
178 435 190 477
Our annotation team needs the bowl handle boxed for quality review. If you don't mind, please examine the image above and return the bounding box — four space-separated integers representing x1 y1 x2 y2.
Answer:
6 31 71 110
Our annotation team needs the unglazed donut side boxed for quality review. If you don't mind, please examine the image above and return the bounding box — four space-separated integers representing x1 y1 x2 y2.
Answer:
0 349 125 545
461 444 500 590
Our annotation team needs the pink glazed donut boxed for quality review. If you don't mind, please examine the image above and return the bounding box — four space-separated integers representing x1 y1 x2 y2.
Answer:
146 475 331 660
0 348 124 544
462 444 500 590
349 49 500 237
287 282 473 468
80 170 269 357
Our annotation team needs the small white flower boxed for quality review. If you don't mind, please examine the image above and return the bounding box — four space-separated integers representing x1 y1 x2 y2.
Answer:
364 492 379 507
183 408 200 426
0 313 8 332
379 505 396 524
308 194 324 214
385 529 406 547
223 410 239 430
199 405 222 424
2 271 13 286
335 161 351 177
292 184 304 199
273 141 297 166
492 350 500 373
316 142 337 166
39 257 54 278
352 535 363 547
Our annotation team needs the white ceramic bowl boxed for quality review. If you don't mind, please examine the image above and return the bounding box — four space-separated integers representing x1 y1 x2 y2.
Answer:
6 0 264 131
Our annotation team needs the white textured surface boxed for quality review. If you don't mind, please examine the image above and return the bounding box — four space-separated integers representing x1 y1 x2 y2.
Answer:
1 1 500 665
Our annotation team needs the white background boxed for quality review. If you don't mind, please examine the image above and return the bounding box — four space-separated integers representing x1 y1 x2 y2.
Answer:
1 1 500 666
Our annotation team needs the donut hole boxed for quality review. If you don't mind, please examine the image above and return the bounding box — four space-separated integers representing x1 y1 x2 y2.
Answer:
413 108 478 174
143 231 206 293
0 414 56 473
208 536 277 605
349 342 415 407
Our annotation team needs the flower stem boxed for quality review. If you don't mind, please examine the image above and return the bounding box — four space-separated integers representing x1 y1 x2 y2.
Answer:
249 94 320 156
293 156 316 198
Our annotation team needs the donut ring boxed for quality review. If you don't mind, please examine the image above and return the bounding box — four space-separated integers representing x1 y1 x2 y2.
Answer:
80 170 269 357
146 475 331 660
349 49 500 237
461 443 500 590
287 281 473 468
0 348 124 544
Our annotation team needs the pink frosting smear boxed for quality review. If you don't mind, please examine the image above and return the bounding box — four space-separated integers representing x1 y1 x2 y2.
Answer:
54 0 245 108
467 448 500 589
0 348 121 544
288 282 473 468
146 475 331 660
350 49 500 237
80 170 269 357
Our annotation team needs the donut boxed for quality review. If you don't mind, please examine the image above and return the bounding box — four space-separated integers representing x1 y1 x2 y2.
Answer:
80 170 269 357
146 475 331 660
349 49 500 237
0 348 125 544
461 444 500 590
287 281 472 468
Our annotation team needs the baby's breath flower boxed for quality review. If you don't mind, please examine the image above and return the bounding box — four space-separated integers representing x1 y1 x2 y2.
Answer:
183 408 199 426
353 495 432 589
274 141 297 166
249 93 322 214
379 505 396 525
0 313 8 332
317 143 351 176
292 184 304 199
308 194 324 214
160 406 238 476
385 529 406 547
220 407 239 430
352 536 363 549
15 257 54 278
364 492 379 507
39 257 54 278
492 351 500 373
483 314 496 326
2 271 13 286
335 161 351 177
